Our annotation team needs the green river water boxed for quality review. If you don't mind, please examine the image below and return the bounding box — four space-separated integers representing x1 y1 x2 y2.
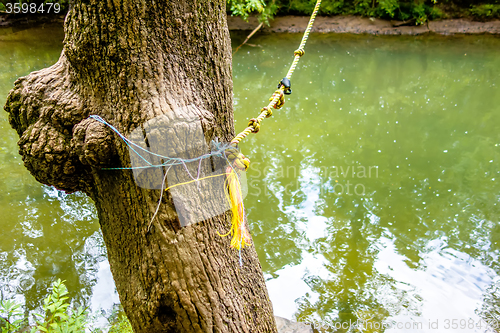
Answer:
1 24 500 332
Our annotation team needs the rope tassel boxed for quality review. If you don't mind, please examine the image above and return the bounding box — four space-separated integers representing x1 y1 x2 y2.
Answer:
218 165 251 250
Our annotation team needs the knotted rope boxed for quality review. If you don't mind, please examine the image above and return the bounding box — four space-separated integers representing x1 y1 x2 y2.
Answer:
229 0 322 147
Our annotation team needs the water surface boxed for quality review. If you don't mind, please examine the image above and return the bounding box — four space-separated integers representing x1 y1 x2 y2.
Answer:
1 25 499 332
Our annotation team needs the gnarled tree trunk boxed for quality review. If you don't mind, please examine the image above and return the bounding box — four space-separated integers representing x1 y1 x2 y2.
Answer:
4 1 277 332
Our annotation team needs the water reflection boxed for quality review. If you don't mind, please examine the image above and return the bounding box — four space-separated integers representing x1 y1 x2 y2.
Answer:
232 32 500 331
0 24 113 318
0 25 499 331
0 184 106 312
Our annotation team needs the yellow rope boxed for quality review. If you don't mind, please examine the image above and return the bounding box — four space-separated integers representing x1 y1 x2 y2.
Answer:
230 0 322 146
220 1 322 251
148 172 229 232
217 166 251 250
158 167 252 251
162 173 227 193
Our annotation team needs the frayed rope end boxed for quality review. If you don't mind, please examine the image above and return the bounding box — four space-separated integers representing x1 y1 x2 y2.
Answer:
217 165 251 250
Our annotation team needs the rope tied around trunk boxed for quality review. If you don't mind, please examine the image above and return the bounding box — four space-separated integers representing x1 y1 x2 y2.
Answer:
87 0 322 258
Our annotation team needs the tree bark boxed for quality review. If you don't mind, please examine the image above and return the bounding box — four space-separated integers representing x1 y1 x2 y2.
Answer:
4 1 277 332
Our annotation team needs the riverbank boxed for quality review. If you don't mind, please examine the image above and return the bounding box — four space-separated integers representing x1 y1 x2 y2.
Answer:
1 13 499 35
228 15 500 35
0 13 65 28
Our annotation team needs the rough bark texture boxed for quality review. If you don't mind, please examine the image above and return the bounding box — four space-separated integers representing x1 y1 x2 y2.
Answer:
4 1 277 332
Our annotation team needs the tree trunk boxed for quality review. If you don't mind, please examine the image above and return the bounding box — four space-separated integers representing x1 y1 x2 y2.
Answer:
4 1 277 332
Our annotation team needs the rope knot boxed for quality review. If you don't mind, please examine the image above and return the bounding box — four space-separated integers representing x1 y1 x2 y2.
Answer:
248 118 261 133
294 48 305 57
270 90 285 109
262 107 272 118
225 147 250 171
233 154 250 171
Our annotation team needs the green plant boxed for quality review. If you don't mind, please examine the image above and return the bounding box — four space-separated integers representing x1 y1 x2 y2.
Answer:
107 313 133 333
0 280 132 333
470 4 500 19
228 0 266 20
413 1 428 24
429 5 444 19
0 299 26 333
31 279 88 333
353 0 376 16
378 0 399 17
227 0 500 27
